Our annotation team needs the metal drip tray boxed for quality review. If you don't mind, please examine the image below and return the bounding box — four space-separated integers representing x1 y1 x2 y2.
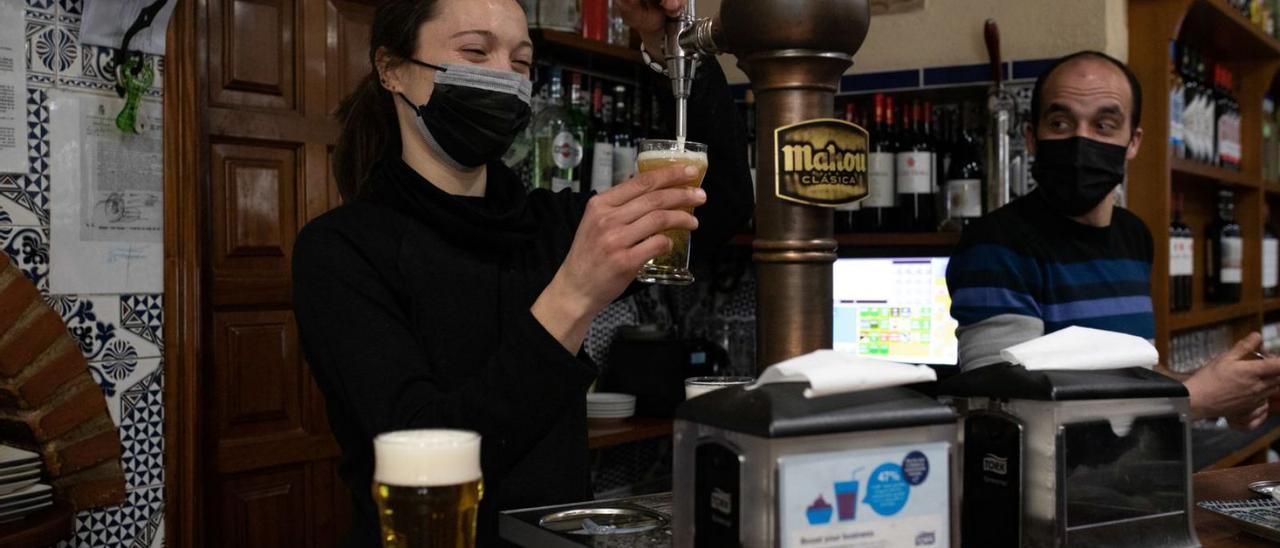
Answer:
500 493 673 547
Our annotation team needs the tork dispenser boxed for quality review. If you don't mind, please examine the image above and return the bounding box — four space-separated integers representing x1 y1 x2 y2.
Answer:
672 382 959 547
939 364 1199 548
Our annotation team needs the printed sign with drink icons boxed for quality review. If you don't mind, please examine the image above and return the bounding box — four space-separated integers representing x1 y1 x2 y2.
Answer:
779 443 950 547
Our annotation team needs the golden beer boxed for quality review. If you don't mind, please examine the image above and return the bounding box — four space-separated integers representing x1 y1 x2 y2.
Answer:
635 140 709 285
372 430 483 548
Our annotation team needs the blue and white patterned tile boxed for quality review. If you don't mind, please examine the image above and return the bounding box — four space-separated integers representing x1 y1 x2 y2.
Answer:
30 21 77 80
25 0 55 16
47 294 163 367
25 19 56 83
53 21 82 81
0 174 41 226
0 225 48 292
152 56 164 93
120 294 163 353
56 0 81 22
25 87 50 226
68 45 164 97
70 485 163 548
117 362 162 489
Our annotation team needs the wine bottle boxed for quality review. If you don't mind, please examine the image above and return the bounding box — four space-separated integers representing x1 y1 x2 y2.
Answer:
1206 189 1243 304
896 99 936 232
860 93 898 233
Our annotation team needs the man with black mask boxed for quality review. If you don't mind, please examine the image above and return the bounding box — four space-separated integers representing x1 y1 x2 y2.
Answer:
947 51 1280 430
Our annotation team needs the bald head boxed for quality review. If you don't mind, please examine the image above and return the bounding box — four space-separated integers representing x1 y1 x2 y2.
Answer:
1031 51 1142 141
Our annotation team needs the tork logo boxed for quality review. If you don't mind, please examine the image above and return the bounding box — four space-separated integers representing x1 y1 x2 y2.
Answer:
710 488 733 515
915 531 937 546
983 453 1008 475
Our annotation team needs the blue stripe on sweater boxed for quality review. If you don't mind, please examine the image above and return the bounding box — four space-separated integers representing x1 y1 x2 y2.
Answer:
1042 295 1153 323
950 287 1041 317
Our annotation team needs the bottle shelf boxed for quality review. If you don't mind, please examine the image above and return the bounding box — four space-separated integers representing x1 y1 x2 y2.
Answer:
1265 298 1280 313
1170 302 1259 332
532 29 643 65
1180 0 1280 60
587 417 672 450
1172 158 1256 188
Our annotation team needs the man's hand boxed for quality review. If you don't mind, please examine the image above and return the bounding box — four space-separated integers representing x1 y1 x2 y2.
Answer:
1184 333 1280 430
614 0 686 59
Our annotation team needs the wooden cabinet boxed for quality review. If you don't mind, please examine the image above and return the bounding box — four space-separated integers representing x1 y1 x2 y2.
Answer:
1128 0 1280 367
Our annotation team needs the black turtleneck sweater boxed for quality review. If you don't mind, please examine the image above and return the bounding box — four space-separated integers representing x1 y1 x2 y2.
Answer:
291 63 752 547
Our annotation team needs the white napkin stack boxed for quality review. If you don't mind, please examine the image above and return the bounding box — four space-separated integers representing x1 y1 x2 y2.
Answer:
1000 326 1159 371
750 350 937 398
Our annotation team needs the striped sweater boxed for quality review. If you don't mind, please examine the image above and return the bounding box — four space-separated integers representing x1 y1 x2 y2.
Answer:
946 190 1155 370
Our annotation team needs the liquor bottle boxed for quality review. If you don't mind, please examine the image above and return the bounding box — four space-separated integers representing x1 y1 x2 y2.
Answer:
580 80 599 189
532 68 582 192
1170 41 1186 159
1170 193 1193 312
1214 67 1227 169
1195 52 1211 164
564 73 589 192
1221 68 1241 171
943 106 983 231
1179 45 1198 161
581 0 608 41
835 102 862 233
632 85 646 141
1265 96 1277 182
923 101 945 229
896 99 936 232
1206 189 1243 304
588 84 615 193
539 0 581 33
743 90 757 205
650 93 664 138
1266 203 1279 299
612 85 637 185
860 93 897 232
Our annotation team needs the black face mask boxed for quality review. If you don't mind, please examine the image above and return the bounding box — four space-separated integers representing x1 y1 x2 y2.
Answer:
1031 136 1129 217
399 60 533 169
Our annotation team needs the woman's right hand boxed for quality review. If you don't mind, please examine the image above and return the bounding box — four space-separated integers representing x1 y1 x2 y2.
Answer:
532 164 706 351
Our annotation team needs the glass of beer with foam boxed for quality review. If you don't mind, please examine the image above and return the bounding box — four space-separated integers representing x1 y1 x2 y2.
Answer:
372 429 483 548
635 139 709 285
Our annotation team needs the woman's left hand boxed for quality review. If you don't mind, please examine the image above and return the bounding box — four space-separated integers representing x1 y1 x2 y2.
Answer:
614 0 686 49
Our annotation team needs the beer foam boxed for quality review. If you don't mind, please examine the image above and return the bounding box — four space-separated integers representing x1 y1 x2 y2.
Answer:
636 148 708 165
374 429 481 487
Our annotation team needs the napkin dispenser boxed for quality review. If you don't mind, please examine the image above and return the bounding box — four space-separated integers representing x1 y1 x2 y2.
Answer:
671 383 959 547
938 364 1198 548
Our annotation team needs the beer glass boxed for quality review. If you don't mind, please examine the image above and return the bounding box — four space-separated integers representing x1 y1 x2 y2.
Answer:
635 139 709 285
684 376 754 400
372 429 483 548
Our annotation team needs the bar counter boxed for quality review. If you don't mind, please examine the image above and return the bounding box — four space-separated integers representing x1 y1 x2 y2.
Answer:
1194 462 1280 546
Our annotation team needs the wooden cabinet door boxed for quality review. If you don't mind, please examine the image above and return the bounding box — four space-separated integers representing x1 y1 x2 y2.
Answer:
197 0 374 545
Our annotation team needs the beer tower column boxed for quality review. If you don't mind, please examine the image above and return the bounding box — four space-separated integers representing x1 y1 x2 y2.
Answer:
677 0 871 370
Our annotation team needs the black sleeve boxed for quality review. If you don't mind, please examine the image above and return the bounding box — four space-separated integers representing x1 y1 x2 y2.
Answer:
653 61 755 257
291 221 597 477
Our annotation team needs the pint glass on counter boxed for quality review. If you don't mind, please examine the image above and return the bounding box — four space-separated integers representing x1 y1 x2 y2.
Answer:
635 139 709 285
372 429 483 548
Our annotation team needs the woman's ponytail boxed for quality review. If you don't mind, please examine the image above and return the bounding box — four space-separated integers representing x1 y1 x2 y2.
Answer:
331 0 442 200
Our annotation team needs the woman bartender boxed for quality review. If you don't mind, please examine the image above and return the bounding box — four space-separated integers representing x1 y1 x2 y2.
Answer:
291 0 752 545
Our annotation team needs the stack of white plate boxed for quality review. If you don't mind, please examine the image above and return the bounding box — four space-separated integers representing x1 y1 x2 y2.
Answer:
0 445 49 522
586 393 636 420
0 484 51 522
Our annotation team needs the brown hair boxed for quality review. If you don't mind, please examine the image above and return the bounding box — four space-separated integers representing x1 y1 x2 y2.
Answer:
332 0 442 200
